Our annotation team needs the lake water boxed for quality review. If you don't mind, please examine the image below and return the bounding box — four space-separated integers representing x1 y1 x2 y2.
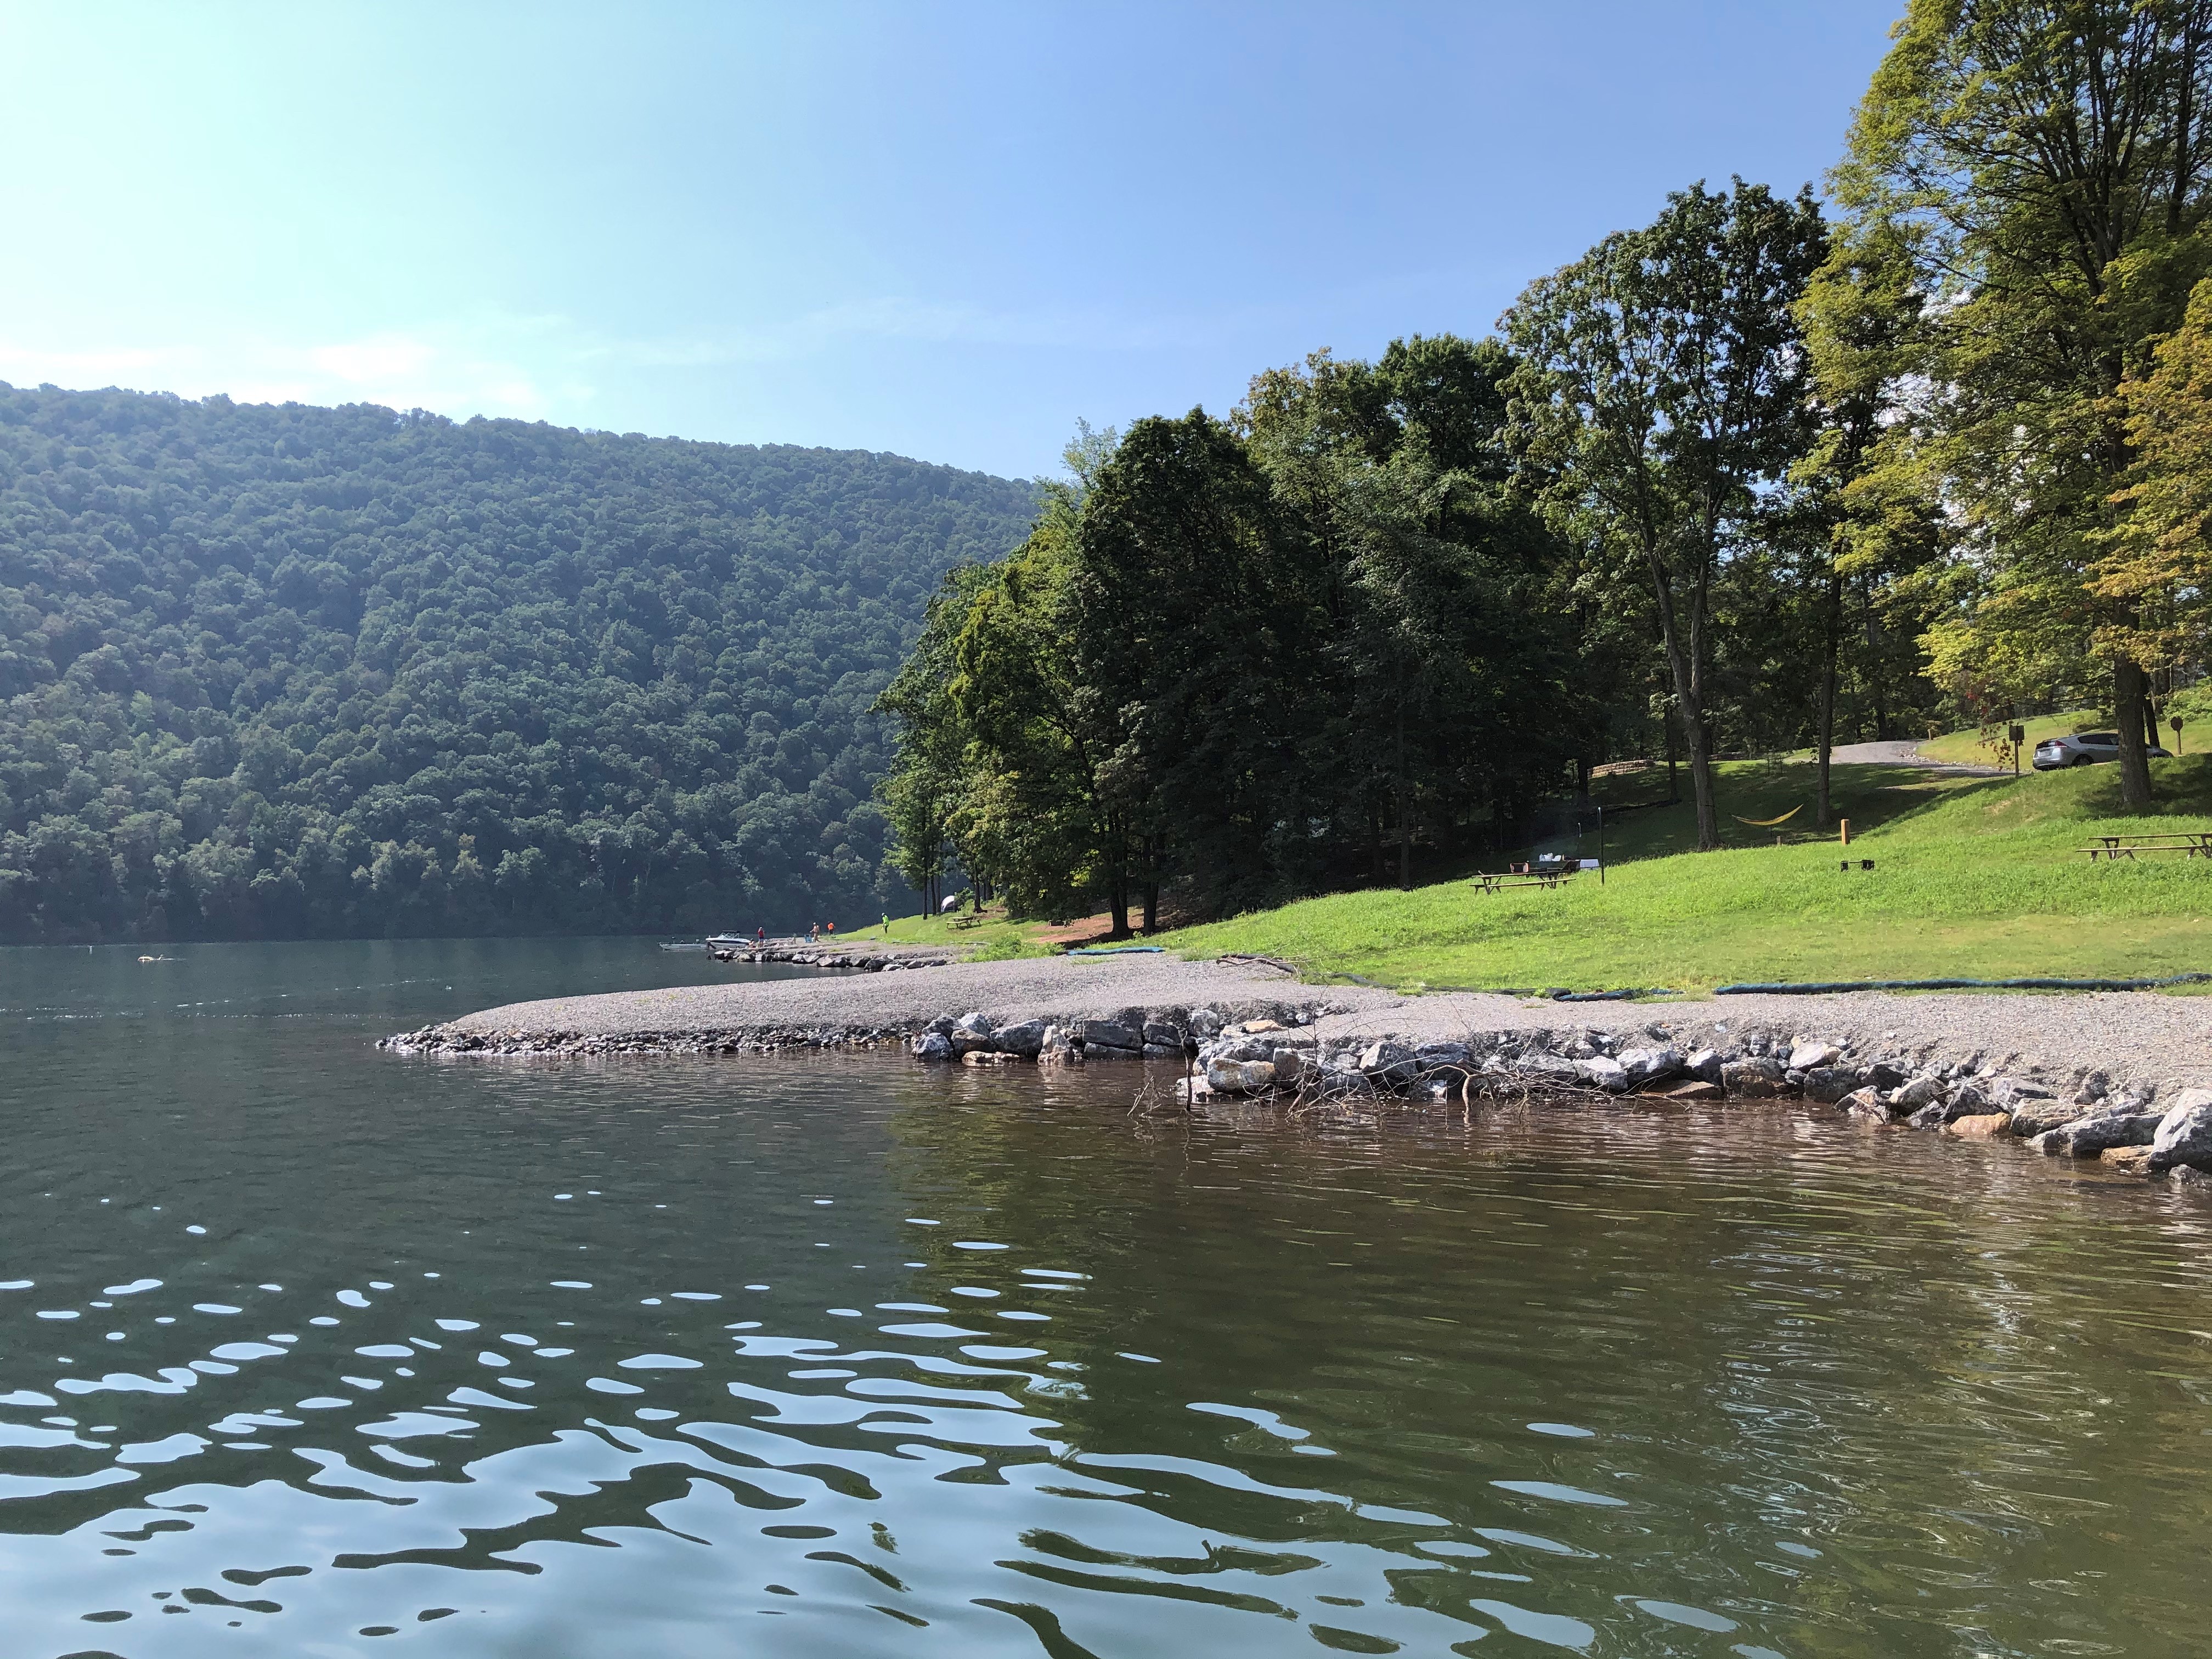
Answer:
2 939 2208 1657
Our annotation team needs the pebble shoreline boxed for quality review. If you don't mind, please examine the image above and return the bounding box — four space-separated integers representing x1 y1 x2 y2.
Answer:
381 950 2212 1184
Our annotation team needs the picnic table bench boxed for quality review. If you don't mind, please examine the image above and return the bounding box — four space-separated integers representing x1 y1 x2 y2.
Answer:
2079 832 2212 861
1474 868 1577 894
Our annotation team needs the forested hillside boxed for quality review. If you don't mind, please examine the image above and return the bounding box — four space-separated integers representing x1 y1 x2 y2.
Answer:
0 385 1037 943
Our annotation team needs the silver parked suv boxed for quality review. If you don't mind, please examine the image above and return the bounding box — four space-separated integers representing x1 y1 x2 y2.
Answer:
2031 730 2172 769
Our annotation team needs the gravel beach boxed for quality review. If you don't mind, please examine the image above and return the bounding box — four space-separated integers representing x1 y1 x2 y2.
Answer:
390 951 2212 1098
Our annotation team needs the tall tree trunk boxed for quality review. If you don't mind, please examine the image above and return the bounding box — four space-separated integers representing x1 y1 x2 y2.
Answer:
1141 882 1159 934
1664 707 1678 802
1103 814 1132 938
1647 560 1719 849
1396 697 1411 891
1815 566 1843 830
2115 658 2155 810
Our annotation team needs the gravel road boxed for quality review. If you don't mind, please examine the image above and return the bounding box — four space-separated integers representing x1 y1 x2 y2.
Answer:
1826 739 2005 773
399 954 2212 1097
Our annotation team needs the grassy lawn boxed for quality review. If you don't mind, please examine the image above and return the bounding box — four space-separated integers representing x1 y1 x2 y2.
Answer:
1917 709 2098 766
1580 759 1964 860
840 904 1052 959
1154 755 2212 993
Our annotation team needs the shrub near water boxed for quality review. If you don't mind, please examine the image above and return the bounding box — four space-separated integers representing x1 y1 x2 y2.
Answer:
1158 758 2212 991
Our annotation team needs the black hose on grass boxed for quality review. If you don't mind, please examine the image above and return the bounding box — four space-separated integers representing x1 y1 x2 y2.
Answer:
1714 973 2212 995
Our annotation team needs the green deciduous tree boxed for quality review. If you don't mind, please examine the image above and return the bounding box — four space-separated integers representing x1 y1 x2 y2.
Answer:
2097 274 2212 682
1833 0 2212 808
1503 179 1829 850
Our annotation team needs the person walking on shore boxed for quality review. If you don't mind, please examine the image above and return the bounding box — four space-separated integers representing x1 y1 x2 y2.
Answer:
809 922 819 942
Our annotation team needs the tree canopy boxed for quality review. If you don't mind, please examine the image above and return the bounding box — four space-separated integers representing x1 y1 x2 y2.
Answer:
1830 0 2212 806
0 384 1035 942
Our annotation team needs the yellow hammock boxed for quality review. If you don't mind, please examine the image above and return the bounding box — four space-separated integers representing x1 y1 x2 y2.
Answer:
1734 805 1802 827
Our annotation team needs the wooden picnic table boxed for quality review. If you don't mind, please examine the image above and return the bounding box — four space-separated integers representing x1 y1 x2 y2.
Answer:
2079 831 2212 861
1474 871 1575 894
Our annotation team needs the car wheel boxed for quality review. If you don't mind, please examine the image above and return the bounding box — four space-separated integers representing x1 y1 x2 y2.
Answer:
2071 755 2095 766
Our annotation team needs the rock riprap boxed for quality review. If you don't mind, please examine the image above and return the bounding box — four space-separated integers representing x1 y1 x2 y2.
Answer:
382 954 2212 1186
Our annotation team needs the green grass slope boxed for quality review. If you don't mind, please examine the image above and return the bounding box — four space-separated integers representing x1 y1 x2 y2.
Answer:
1917 709 2097 766
1158 756 2212 992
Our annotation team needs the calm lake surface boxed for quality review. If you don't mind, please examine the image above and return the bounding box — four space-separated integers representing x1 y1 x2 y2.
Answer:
2 939 2208 1658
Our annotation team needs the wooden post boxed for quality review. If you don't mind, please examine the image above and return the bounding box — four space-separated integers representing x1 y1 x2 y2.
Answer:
1839 818 1851 847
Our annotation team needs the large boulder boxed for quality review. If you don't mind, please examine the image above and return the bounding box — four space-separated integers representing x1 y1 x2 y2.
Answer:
1685 1047 1725 1086
1804 1066 1867 1105
1414 1041 1474 1073
1206 1036 1278 1064
1516 1053 1584 1086
1991 1076 2057 1112
1788 1040 1841 1071
1037 1025 1082 1065
911 1031 954 1062
991 1019 1047 1058
1206 1057 1277 1094
1944 1113 2013 1138
1838 1087 1890 1119
1080 1018 1143 1054
1937 1081 1992 1121
2008 1099 2084 1138
950 1012 997 1054
1721 1056 1786 1097
2030 1110 2163 1158
1577 1056 1631 1092
1188 1007 1224 1039
1359 1042 1419 1085
2148 1090 2212 1172
1144 1019 1189 1052
1272 1048 1314 1088
1618 1047 1684 1088
1895 1075 1946 1111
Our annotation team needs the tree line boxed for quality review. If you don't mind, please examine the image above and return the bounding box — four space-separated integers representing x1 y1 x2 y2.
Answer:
881 0 2212 928
0 387 1037 943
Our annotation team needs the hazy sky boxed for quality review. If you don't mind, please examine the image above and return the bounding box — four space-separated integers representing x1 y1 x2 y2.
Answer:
0 2 1899 480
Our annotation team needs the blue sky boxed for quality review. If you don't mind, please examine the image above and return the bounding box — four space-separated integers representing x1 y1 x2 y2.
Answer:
0 2 1899 481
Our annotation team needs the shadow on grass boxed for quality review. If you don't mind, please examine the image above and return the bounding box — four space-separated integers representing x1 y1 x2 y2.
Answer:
1583 754 2212 869
1582 761 1998 865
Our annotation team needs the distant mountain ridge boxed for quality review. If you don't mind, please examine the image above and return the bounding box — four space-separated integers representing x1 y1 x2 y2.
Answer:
0 383 1038 942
